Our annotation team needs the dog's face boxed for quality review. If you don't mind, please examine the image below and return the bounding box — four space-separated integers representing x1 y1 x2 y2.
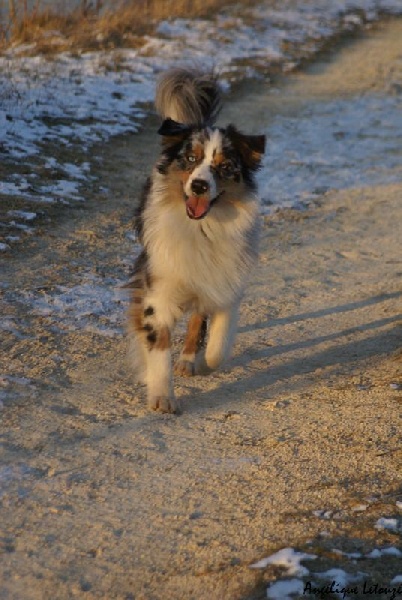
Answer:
157 118 265 220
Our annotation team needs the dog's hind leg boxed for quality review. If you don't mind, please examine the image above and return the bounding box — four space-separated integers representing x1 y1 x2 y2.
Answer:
195 304 239 375
174 313 207 377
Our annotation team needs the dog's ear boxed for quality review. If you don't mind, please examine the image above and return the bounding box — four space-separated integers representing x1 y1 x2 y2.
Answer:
156 119 193 173
226 125 266 171
158 118 192 141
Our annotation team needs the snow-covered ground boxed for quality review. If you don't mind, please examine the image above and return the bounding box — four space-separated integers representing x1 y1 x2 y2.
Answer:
251 536 402 599
257 93 402 212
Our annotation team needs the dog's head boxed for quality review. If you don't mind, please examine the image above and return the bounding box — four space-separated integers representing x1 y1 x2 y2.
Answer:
157 118 265 220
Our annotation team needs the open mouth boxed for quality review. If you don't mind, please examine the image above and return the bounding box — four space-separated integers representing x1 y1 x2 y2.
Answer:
184 191 225 220
185 195 210 220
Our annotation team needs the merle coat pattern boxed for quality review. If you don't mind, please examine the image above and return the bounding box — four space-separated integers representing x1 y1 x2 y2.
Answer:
128 68 265 413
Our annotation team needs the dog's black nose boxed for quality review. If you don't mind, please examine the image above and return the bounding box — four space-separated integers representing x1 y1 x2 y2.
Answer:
191 179 209 196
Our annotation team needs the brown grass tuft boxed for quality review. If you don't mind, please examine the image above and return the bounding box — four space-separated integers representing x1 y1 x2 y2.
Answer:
0 0 256 54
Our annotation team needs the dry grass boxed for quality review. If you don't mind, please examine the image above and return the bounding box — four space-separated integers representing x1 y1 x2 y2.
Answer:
0 0 256 54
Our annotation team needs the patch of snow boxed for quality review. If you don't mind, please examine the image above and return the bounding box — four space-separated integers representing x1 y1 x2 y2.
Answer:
62 162 90 179
0 179 31 195
8 222 35 233
26 274 129 337
314 568 367 594
391 575 402 584
266 578 304 600
7 210 37 221
250 547 317 576
333 546 402 560
40 179 82 200
375 517 400 532
258 94 402 213
366 547 402 558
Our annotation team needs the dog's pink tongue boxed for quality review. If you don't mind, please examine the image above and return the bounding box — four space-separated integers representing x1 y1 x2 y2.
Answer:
186 196 210 219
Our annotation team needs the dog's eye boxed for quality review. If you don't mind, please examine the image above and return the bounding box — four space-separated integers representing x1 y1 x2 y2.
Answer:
187 154 197 163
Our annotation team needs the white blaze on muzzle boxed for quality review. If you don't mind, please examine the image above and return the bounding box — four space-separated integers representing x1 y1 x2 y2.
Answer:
184 129 222 219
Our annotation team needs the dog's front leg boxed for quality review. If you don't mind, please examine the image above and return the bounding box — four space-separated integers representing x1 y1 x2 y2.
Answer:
128 287 179 414
195 304 239 375
140 290 182 414
145 324 180 413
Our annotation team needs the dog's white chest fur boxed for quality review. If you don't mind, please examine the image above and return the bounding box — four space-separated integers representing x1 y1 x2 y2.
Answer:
143 177 259 312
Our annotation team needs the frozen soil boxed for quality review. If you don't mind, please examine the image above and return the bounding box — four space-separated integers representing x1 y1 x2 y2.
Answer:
1 20 402 600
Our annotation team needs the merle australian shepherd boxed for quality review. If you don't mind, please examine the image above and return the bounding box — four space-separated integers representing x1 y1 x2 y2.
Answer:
128 68 265 413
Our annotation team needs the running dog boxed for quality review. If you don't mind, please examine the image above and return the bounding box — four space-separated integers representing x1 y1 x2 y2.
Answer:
128 68 265 413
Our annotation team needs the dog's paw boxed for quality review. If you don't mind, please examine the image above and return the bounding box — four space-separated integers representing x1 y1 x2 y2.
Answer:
148 395 181 414
174 359 195 377
133 371 147 385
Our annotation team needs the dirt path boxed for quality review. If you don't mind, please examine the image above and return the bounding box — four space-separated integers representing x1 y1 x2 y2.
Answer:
1 20 402 600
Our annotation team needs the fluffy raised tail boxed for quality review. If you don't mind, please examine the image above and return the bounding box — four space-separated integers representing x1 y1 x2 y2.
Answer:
155 68 221 127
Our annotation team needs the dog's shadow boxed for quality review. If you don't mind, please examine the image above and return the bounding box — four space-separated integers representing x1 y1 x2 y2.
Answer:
178 291 402 414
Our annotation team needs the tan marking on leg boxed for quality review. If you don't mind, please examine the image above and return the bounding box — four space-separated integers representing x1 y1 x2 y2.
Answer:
154 326 171 351
174 313 207 377
182 313 207 355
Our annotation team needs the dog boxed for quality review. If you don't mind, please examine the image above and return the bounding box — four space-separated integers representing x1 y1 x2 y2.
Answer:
127 68 265 413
